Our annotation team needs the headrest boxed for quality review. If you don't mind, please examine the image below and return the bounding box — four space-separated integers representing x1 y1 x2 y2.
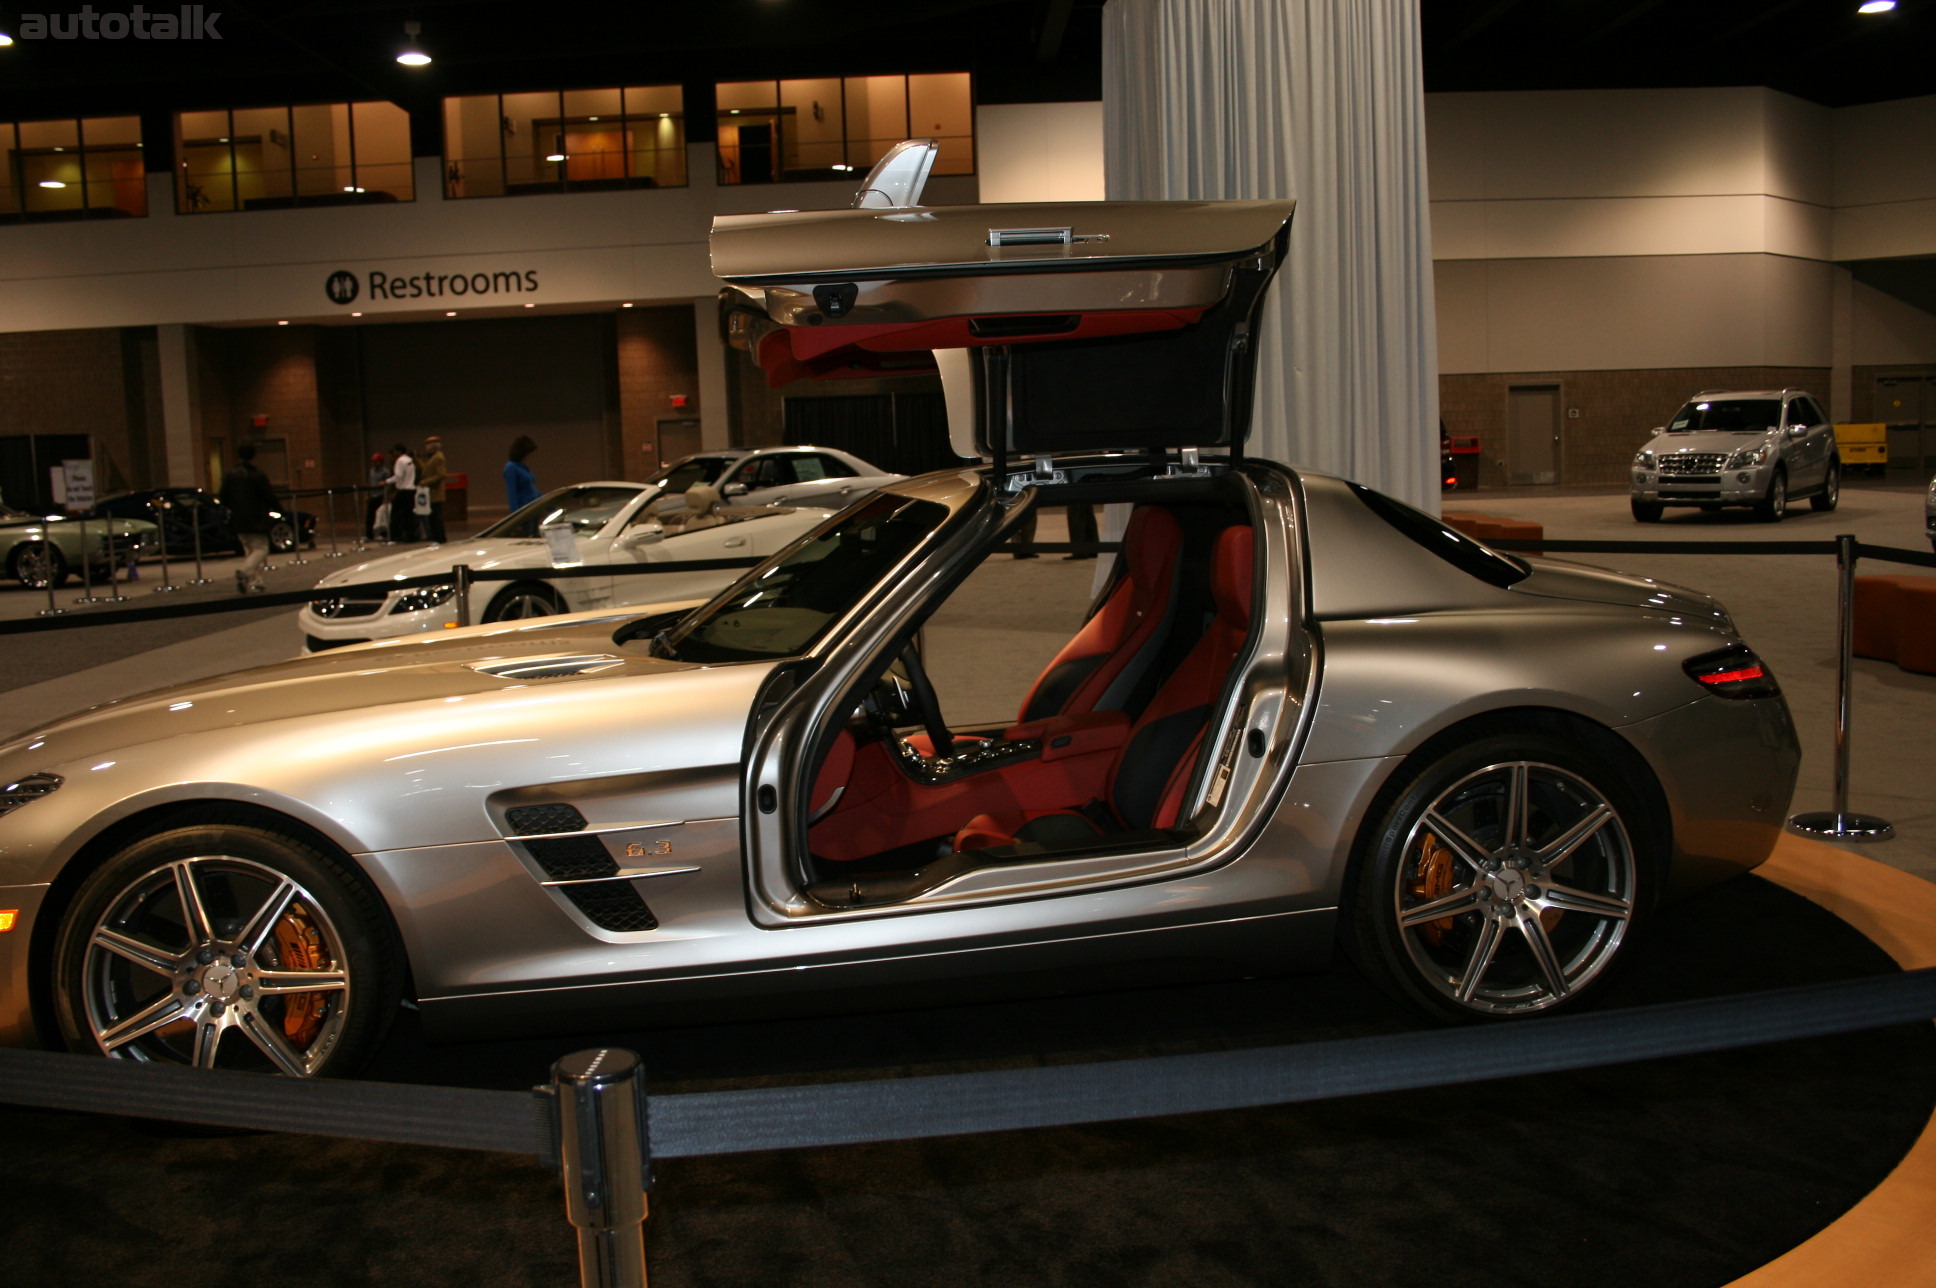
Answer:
1122 505 1182 580
1212 525 1254 626
685 483 721 515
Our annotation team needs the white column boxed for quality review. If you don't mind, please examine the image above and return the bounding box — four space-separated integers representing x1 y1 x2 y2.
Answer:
1104 0 1440 510
156 324 201 487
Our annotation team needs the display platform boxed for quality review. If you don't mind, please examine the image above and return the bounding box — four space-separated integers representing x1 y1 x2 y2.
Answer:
2 835 1932 1288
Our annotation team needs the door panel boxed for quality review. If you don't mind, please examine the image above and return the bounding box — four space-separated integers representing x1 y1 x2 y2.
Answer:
1507 387 1560 485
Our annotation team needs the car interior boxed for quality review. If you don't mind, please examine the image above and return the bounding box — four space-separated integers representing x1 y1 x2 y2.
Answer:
796 485 1261 906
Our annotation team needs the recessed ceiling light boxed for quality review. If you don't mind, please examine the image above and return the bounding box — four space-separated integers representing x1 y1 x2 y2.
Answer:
342 185 366 193
1858 0 1896 10
38 180 65 189
523 302 535 308
397 20 431 65
621 302 634 308
0 32 15 46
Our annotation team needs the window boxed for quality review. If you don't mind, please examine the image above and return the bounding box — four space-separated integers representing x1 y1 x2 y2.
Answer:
715 73 973 185
174 102 412 213
443 86 686 198
1 116 146 222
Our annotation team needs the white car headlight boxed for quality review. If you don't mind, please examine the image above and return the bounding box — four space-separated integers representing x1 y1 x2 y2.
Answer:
394 584 456 613
1726 444 1772 469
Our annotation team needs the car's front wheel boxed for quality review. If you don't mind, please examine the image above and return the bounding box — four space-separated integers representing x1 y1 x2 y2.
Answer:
1754 469 1788 523
1347 730 1646 1023
1630 498 1663 523
8 541 70 589
483 581 564 621
1810 461 1840 512
52 820 397 1076
269 520 297 553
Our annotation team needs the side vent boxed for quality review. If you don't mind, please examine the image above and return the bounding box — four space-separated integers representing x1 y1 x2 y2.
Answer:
506 803 587 836
526 835 620 882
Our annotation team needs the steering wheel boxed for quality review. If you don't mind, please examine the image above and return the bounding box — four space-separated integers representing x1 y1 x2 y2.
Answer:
862 643 954 757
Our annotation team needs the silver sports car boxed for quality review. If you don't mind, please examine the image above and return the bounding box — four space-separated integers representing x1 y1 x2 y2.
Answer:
0 191 1799 1078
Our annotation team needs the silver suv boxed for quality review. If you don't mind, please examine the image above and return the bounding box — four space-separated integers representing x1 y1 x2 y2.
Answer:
1630 389 1839 523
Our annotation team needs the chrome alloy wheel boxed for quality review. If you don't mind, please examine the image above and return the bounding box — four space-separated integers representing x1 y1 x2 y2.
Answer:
77 855 352 1074
1393 760 1636 1016
485 584 562 620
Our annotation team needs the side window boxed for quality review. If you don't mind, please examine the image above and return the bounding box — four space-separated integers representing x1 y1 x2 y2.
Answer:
790 454 832 483
1788 398 1820 429
758 457 797 489
730 459 765 489
1802 397 1825 426
809 453 856 479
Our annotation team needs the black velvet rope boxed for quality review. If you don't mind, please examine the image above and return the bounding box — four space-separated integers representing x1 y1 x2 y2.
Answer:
1 967 1932 1168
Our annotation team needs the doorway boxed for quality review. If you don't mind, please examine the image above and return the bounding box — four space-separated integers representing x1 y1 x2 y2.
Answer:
1874 374 1935 476
1507 386 1561 485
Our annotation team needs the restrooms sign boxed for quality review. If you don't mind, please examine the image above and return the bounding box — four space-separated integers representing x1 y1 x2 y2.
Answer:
324 266 541 307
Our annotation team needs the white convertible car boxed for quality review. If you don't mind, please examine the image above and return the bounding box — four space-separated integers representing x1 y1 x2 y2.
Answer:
299 481 831 651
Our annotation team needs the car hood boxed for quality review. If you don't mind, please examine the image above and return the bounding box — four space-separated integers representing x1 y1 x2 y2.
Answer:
1507 558 1729 625
1642 429 1774 456
314 539 549 588
0 613 675 764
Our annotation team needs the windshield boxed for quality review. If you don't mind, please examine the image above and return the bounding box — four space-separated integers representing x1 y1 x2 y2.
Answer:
1668 399 1780 434
648 455 733 494
480 485 644 539
661 492 949 663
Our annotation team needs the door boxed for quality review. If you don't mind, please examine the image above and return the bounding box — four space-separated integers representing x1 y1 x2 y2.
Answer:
1507 387 1560 485
655 418 703 473
1875 375 1935 476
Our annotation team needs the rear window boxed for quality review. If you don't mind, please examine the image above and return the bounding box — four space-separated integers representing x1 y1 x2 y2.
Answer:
1347 483 1529 589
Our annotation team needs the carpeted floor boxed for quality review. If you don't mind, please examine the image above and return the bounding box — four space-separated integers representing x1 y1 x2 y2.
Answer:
4 873 1932 1287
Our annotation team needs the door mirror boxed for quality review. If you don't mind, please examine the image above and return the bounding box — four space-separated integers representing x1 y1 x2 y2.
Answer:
619 524 665 550
723 482 749 497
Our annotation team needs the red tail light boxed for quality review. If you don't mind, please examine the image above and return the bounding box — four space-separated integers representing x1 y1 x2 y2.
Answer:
1684 646 1781 699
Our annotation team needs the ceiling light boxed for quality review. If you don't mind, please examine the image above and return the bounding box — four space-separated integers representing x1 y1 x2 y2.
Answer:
0 32 14 46
523 302 535 308
277 319 289 326
351 311 363 317
38 180 66 189
445 311 456 317
342 185 366 193
1858 0 1896 10
545 153 566 162
621 302 634 308
397 20 431 66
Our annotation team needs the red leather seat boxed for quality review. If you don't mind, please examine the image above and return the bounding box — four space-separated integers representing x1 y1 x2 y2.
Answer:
1015 505 1185 723
956 523 1255 850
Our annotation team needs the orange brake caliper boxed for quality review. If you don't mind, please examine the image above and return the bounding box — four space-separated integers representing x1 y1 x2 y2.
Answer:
1407 833 1458 947
271 906 329 1047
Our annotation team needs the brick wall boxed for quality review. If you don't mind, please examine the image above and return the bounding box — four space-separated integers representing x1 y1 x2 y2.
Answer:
1440 367 1833 487
615 307 700 478
0 328 143 497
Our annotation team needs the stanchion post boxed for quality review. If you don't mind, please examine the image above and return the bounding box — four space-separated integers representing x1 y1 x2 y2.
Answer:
283 505 309 567
1790 532 1894 841
186 496 211 585
326 488 345 558
453 564 472 628
36 537 64 617
73 515 101 605
150 499 179 594
550 1048 651 1288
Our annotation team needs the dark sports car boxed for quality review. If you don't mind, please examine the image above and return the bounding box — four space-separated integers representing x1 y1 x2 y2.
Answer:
88 488 316 556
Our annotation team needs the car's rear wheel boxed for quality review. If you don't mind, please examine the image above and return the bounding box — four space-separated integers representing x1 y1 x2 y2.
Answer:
52 822 396 1076
269 520 297 553
1630 498 1663 523
1347 730 1645 1023
484 581 564 621
1810 461 1840 512
1753 468 1788 523
9 541 71 588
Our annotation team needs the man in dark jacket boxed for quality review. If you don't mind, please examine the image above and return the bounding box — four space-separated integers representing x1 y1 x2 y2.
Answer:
219 442 280 593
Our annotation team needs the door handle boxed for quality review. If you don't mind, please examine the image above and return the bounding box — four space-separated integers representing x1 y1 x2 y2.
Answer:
725 536 747 548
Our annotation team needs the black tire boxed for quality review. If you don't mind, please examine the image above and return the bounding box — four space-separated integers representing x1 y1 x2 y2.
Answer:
1752 468 1787 523
483 581 565 621
269 520 297 553
1346 729 1648 1023
1810 461 1840 512
8 541 71 588
1630 498 1663 523
52 821 398 1076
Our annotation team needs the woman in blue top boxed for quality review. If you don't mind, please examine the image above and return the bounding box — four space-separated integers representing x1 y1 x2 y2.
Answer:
503 435 540 511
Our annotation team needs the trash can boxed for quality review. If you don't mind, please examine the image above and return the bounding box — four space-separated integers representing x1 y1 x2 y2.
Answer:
445 472 468 524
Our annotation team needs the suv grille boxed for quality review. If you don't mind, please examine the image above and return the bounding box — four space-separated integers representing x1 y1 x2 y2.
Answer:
310 594 386 619
1659 453 1728 475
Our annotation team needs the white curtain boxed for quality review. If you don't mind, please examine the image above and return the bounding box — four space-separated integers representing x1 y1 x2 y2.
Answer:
1104 0 1440 511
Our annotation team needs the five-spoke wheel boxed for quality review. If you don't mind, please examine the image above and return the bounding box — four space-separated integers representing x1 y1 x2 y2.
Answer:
484 582 564 621
1351 732 1645 1021
54 823 394 1075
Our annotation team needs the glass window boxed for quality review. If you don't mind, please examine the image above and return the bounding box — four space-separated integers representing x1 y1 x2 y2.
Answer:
173 101 412 213
481 485 644 539
715 73 972 186
442 86 686 198
3 116 147 222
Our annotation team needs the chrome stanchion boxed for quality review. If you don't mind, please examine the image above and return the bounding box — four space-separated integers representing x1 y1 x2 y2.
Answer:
1790 532 1894 842
453 564 473 628
73 515 104 605
352 486 370 553
150 499 180 594
549 1048 651 1288
35 539 64 617
325 488 345 558
185 496 212 586
283 507 310 568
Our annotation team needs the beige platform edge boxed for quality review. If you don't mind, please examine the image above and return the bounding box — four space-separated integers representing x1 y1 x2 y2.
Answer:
1725 835 1936 1287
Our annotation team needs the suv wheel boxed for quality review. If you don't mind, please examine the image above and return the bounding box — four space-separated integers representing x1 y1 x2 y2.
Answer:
1630 499 1663 523
1753 469 1787 523
1810 461 1840 512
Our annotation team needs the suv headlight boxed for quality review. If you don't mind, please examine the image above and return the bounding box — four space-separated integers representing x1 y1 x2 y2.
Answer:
1634 450 1656 467
394 584 456 613
1726 444 1772 469
0 772 62 819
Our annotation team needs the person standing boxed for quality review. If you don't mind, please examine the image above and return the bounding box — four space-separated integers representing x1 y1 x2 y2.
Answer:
364 450 391 540
388 442 419 543
417 434 448 543
219 442 281 593
504 435 540 512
